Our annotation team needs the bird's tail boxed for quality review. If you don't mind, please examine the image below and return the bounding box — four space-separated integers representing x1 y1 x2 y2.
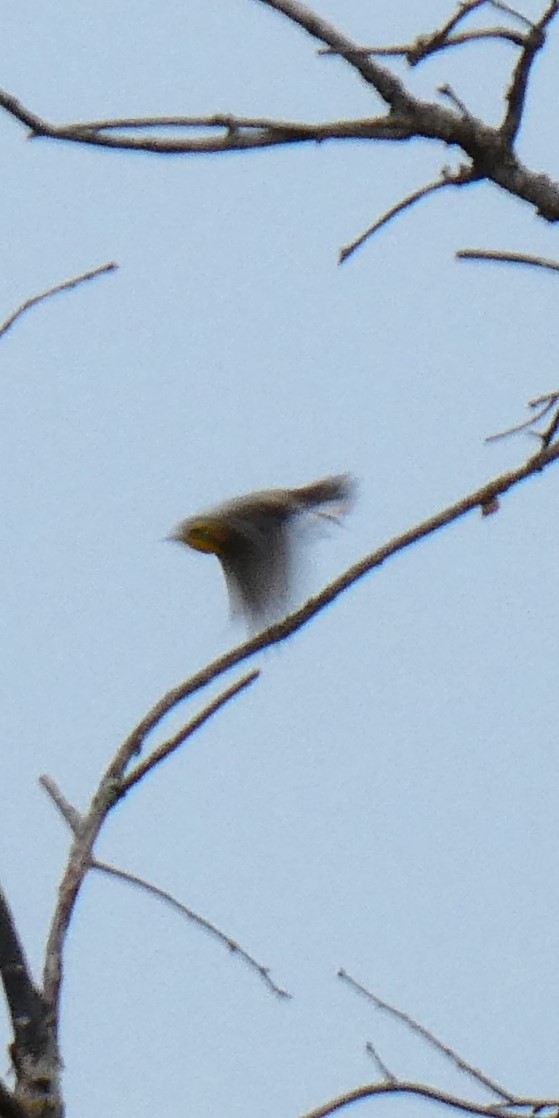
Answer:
290 473 355 520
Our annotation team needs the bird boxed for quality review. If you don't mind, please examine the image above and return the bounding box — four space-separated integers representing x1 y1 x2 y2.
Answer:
169 474 354 627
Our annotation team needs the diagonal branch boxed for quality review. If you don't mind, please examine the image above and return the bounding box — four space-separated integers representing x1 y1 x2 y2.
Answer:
252 0 414 106
340 168 476 263
500 0 559 143
120 670 259 797
0 262 117 341
338 971 515 1102
40 773 289 998
91 861 291 998
39 436 559 1048
0 889 59 1114
96 438 559 767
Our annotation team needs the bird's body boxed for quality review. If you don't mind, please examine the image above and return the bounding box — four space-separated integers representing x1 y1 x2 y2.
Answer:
170 474 354 627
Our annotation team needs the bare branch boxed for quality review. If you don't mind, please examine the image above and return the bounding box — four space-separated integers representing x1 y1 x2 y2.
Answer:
486 392 559 446
339 169 475 263
41 772 288 998
439 83 475 116
490 0 545 30
39 428 559 1044
41 668 258 1019
317 0 527 66
423 0 490 43
0 0 558 233
79 438 559 780
538 403 559 447
457 249 559 271
0 92 410 153
318 28 525 62
0 262 117 342
92 861 291 999
120 671 259 798
320 0 543 67
58 113 385 135
299 1081 559 1118
0 888 60 1113
501 1 558 144
0 888 48 1066
252 0 414 105
338 971 514 1102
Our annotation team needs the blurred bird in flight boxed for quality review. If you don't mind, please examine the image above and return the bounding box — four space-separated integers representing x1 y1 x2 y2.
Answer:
169 474 354 627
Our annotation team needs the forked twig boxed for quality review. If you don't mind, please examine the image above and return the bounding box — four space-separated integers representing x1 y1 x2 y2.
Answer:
41 672 259 1019
338 970 514 1102
41 759 289 1000
486 392 559 446
302 968 559 1118
317 0 526 62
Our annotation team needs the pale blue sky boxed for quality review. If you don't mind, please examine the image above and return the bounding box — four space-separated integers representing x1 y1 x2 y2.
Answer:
1 2 559 1116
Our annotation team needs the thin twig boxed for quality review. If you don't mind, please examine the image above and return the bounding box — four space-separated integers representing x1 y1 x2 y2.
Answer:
40 772 289 998
0 262 117 341
425 0 489 42
364 1041 397 1083
39 776 83 832
539 403 559 447
318 29 525 59
92 861 291 998
338 971 514 1102
61 113 331 133
457 249 559 271
489 0 539 29
439 84 473 116
339 171 474 263
486 392 559 442
119 670 259 797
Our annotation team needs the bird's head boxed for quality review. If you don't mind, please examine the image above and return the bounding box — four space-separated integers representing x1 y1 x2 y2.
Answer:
169 516 232 556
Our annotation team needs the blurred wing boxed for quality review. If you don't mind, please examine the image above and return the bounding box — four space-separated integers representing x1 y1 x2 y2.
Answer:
219 513 291 623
